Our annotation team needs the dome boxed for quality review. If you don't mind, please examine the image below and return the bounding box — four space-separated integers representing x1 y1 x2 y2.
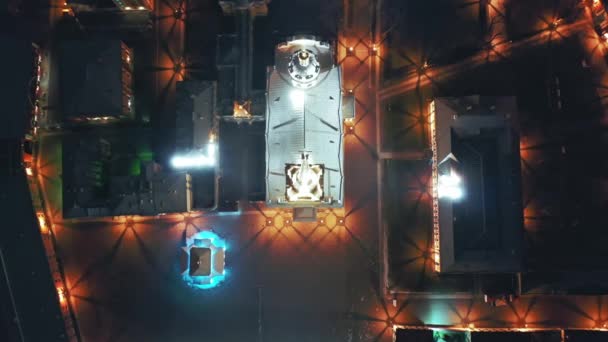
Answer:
287 49 321 88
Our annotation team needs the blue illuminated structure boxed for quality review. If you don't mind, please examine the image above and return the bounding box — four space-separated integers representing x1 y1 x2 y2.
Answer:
181 230 227 289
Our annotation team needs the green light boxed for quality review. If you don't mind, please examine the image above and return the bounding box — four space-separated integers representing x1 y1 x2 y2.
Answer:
129 159 141 176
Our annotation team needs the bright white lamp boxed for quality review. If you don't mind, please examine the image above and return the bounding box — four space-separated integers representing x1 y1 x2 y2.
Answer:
170 143 217 169
438 172 463 200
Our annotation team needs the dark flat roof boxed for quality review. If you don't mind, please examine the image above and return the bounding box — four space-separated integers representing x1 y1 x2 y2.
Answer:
435 96 523 273
565 330 608 342
59 39 124 119
395 329 433 341
189 247 211 276
219 121 265 203
472 331 561 342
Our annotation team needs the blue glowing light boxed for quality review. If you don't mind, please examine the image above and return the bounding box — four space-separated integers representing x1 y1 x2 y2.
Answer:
181 230 227 290
207 210 243 217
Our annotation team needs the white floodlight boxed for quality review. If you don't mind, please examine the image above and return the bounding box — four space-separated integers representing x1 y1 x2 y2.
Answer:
438 172 464 200
171 143 217 169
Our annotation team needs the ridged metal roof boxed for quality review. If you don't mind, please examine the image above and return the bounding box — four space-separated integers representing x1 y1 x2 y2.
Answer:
265 39 344 206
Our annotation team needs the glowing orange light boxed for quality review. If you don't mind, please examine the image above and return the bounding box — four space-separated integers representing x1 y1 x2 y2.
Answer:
233 101 251 118
344 117 355 133
371 44 380 56
550 18 562 31
429 101 441 272
37 212 49 234
57 287 67 305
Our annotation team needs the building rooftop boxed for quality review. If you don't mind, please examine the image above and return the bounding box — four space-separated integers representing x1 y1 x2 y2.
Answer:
175 80 216 152
219 0 269 16
62 129 191 218
180 230 227 289
189 247 211 276
59 39 133 122
66 10 152 32
432 96 523 273
218 120 266 207
265 38 344 208
109 166 192 216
